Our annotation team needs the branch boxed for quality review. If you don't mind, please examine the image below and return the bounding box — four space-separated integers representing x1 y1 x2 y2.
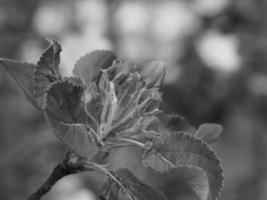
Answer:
27 139 146 200
27 151 90 200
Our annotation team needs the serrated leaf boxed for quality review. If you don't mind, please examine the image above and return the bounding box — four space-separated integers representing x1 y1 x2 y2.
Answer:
42 39 62 73
34 39 62 108
73 50 117 85
167 167 209 200
195 123 223 144
103 168 167 200
142 132 223 200
44 81 97 158
0 58 40 109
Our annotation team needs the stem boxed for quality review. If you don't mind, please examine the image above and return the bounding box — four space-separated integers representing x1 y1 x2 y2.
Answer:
118 138 146 148
90 163 128 192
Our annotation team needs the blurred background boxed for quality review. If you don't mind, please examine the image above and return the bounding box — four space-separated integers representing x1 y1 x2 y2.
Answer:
1 0 267 199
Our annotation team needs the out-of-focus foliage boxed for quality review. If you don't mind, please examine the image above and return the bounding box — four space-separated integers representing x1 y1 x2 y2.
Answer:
1 0 267 200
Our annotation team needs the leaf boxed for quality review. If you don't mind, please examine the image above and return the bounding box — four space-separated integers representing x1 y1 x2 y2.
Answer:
73 50 117 85
148 113 196 135
84 82 102 126
195 123 223 144
161 114 195 133
44 80 98 158
103 168 167 200
34 39 62 108
62 76 84 86
108 59 137 80
140 60 166 88
167 167 209 200
0 58 40 109
142 132 223 200
112 73 144 125
98 70 118 139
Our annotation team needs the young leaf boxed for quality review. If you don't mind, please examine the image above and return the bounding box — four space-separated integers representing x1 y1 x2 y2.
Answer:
142 132 223 200
107 59 137 80
84 82 102 126
112 73 144 125
156 114 196 135
34 39 62 108
195 123 223 144
84 68 161 142
0 58 40 109
140 60 166 88
81 59 163 142
103 168 167 200
84 70 118 140
73 50 117 85
98 70 118 139
44 80 98 158
62 76 84 86
163 114 195 134
111 73 162 138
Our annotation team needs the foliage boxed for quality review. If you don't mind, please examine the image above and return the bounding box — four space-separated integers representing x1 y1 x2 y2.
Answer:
0 40 224 200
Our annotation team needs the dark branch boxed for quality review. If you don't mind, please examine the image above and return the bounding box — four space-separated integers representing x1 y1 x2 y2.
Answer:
27 147 117 200
28 163 77 200
27 151 90 200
